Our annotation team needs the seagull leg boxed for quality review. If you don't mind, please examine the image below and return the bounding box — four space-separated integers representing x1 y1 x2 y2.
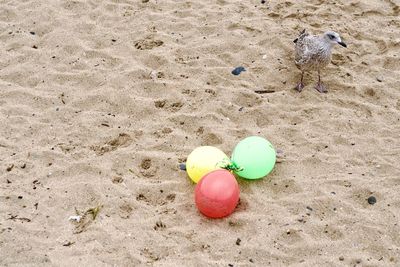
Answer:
315 70 327 93
295 72 305 92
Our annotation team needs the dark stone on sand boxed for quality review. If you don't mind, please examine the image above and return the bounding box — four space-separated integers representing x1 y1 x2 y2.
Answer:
261 0 266 3
339 256 344 261
231 66 246 75
236 238 241 245
179 163 186 171
367 196 376 205
6 164 14 172
30 31 35 35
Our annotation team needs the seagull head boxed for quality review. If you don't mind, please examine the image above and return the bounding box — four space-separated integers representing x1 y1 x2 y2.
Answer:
324 31 347 48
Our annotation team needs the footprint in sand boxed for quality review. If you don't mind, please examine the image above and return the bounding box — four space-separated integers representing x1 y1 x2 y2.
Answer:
119 203 133 219
134 38 163 50
153 220 166 230
140 158 152 170
154 100 184 112
91 133 132 156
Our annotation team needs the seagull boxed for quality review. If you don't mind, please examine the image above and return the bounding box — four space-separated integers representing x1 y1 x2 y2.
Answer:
293 30 347 93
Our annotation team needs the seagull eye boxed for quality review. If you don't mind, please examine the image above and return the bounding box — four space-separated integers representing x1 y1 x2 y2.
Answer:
328 34 335 40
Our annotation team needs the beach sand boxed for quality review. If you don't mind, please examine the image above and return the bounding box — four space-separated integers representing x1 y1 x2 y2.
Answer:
1 0 399 266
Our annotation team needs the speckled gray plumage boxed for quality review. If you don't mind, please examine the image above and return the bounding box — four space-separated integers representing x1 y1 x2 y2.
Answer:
294 31 333 71
293 30 347 93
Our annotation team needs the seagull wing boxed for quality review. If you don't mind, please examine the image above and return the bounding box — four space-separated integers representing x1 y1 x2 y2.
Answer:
294 32 317 67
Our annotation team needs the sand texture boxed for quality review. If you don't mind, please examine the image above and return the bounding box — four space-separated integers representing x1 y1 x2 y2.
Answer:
1 0 400 266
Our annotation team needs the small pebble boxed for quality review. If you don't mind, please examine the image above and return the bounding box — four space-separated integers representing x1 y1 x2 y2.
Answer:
236 238 241 245
367 196 376 205
261 0 266 3
112 176 123 184
376 77 383 82
30 31 35 35
231 66 246 76
6 164 14 172
179 163 186 171
150 70 158 79
339 256 344 261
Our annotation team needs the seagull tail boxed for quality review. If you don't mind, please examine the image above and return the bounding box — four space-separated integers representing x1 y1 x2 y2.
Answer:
294 29 307 44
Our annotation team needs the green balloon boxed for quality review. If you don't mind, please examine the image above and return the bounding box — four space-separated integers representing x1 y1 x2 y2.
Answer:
231 136 276 179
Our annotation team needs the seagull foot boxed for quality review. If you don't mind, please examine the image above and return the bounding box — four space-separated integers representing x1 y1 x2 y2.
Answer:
315 83 328 93
295 82 305 92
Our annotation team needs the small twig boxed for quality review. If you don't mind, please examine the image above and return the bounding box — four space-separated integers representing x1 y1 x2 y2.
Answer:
63 241 75 247
254 90 275 94
8 215 31 222
86 206 101 220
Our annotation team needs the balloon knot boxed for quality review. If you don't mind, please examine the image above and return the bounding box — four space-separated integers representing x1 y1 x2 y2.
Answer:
219 160 243 172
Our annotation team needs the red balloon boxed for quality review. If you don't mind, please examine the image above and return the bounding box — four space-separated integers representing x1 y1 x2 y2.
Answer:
195 169 240 218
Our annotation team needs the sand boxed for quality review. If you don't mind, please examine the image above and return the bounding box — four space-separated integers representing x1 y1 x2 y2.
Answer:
1 0 400 266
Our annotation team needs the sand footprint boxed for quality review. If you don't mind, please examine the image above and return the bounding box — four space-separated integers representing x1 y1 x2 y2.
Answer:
201 133 223 146
134 37 164 50
233 91 263 108
136 191 176 207
119 203 133 219
154 100 184 112
91 133 132 155
153 220 166 230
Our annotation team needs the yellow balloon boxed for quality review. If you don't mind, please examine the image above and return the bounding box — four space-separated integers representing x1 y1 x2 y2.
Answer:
186 146 230 183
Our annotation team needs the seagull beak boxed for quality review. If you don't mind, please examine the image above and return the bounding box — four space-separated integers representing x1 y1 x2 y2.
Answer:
338 41 347 48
